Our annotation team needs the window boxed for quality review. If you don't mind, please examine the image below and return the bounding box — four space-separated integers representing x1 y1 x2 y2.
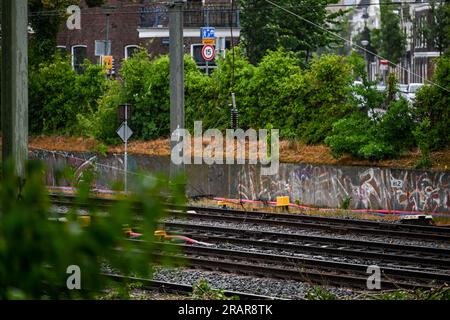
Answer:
72 45 87 74
124 45 139 59
56 45 67 55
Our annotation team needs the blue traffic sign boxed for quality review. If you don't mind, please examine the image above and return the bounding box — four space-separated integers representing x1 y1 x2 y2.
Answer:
201 27 215 39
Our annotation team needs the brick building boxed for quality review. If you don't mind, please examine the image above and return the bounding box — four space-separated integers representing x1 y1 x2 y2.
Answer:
57 0 240 74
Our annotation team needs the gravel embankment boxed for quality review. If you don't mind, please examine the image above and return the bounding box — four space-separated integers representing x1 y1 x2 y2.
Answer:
152 267 360 300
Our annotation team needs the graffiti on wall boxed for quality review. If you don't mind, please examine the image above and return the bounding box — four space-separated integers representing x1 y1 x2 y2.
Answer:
31 149 450 213
236 164 450 213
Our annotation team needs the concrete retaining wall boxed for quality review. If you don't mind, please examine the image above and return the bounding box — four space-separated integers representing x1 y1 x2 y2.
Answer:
31 149 450 213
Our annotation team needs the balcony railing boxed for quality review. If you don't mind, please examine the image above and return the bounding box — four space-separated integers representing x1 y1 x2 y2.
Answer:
139 6 240 29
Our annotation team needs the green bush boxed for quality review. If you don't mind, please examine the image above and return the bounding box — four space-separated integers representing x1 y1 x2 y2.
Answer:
29 56 78 134
187 47 255 132
306 286 337 300
378 98 416 150
413 117 433 168
191 279 238 300
29 55 108 135
29 46 449 161
117 50 207 140
297 54 356 144
325 99 414 160
77 80 124 145
241 49 303 137
325 113 375 159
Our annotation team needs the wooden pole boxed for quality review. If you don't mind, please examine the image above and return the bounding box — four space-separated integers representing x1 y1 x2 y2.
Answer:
169 1 185 180
1 0 29 178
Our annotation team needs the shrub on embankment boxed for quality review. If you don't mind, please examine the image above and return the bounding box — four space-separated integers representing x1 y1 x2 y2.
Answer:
25 48 450 166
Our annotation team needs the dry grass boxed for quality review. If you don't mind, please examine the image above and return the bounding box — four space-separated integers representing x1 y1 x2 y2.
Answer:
190 198 450 224
29 135 99 153
27 135 450 171
109 138 171 156
190 198 399 221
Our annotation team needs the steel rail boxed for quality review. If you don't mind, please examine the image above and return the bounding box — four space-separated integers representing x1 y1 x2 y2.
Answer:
182 206 450 242
48 194 450 241
163 221 450 268
103 273 281 300
142 242 449 290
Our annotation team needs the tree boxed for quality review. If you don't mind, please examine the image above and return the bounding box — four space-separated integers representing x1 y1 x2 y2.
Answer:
28 0 106 65
28 0 79 65
240 0 345 64
413 52 450 150
422 0 450 54
352 25 377 63
239 0 278 65
371 0 406 65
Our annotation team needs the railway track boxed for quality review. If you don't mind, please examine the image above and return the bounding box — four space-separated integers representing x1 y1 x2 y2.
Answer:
182 206 450 242
49 194 450 242
103 273 280 300
161 221 450 270
50 194 450 290
131 241 450 290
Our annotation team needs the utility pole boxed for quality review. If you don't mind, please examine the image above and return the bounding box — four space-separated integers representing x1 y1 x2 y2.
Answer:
1 0 28 179
168 0 186 180
124 104 128 193
205 7 209 76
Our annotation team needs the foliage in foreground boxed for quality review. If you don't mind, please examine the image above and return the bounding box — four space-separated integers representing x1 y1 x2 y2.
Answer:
306 286 337 300
306 286 450 300
192 279 239 300
0 160 185 299
368 286 450 300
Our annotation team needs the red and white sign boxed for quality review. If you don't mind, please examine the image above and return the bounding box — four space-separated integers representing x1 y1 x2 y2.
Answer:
201 45 215 62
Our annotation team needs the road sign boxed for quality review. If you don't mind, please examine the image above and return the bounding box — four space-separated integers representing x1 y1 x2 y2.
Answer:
201 45 215 61
201 27 215 45
201 27 215 40
116 122 133 142
202 38 215 45
380 59 389 71
102 55 113 70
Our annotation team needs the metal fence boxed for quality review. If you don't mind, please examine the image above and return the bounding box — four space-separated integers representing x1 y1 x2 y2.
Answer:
139 6 240 28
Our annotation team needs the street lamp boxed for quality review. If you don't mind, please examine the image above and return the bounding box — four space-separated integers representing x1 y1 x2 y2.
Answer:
361 40 369 81
102 5 116 56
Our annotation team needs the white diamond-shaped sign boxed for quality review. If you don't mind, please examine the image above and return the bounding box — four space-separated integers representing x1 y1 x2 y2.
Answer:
117 122 133 142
